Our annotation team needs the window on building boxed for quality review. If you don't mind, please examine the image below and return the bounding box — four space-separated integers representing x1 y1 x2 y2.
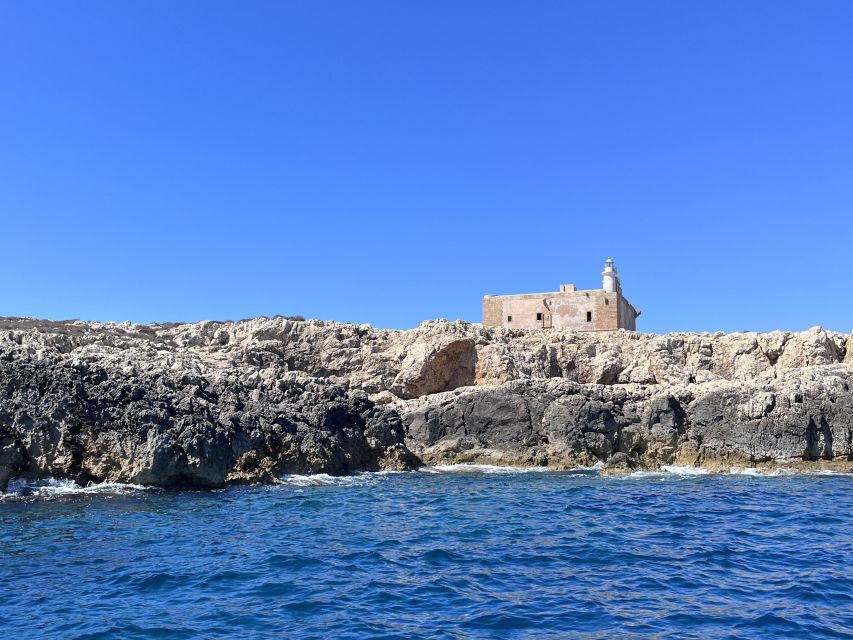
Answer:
586 311 593 322
536 313 542 321
507 315 513 322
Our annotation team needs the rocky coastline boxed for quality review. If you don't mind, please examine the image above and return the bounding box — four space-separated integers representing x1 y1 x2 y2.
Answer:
1 316 852 491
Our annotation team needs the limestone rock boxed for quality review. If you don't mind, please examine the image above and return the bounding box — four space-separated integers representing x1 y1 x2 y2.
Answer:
390 337 476 399
1 315 851 490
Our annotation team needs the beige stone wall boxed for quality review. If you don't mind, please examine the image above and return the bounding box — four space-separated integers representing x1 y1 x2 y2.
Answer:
483 289 638 331
482 297 504 327
617 295 639 331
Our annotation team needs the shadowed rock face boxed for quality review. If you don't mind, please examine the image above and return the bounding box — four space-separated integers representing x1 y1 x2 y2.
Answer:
0 316 851 489
390 338 477 399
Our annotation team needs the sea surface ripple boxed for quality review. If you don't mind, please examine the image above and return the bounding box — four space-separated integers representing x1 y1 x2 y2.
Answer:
2 468 852 639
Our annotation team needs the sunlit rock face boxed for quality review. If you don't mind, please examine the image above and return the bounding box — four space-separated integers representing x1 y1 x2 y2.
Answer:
0 316 851 489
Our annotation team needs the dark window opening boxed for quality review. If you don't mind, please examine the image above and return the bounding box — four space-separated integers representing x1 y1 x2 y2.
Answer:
507 315 513 322
536 313 543 321
586 311 593 322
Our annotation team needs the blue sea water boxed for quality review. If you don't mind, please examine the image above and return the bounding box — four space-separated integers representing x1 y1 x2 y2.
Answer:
2 466 852 640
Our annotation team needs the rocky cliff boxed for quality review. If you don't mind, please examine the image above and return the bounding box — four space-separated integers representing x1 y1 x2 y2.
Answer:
1 316 851 490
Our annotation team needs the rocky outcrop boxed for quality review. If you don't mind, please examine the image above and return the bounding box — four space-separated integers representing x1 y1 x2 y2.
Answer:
402 367 853 473
390 336 477 399
0 318 417 491
0 316 851 490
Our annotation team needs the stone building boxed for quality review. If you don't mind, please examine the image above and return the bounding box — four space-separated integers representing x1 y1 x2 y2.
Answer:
482 259 640 331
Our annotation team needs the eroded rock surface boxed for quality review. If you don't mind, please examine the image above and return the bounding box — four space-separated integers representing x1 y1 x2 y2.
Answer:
0 316 851 489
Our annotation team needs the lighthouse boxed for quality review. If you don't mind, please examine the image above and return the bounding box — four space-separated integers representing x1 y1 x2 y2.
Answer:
602 258 619 293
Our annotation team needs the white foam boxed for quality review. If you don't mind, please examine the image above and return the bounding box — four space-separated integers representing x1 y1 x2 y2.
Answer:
728 467 765 476
278 472 389 487
1 477 150 500
628 465 853 478
801 469 853 477
715 466 852 477
660 465 710 476
421 463 554 474
626 465 710 479
580 461 606 472
280 466 554 485
750 467 852 477
624 471 661 479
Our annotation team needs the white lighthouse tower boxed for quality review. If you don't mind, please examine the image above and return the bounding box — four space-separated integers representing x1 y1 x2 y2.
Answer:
602 258 619 293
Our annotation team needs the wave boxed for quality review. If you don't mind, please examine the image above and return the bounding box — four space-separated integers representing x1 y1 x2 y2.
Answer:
279 464 603 488
660 465 710 475
627 465 853 479
9 464 844 500
727 466 765 476
1 477 151 501
793 469 853 477
280 462 853 488
278 472 397 488
626 466 714 479
419 463 555 475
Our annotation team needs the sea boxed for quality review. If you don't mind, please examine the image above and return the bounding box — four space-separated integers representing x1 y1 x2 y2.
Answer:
2 465 852 639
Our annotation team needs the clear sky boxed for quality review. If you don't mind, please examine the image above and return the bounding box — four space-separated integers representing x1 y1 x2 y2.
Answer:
1 1 851 333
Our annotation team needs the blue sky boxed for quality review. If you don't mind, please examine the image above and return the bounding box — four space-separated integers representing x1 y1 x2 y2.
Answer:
1 1 851 333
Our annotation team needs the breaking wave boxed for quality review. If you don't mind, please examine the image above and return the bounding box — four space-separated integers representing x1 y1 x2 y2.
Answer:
278 461 853 488
0 477 151 502
8 463 850 502
278 470 407 488
625 465 711 479
419 463 554 474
